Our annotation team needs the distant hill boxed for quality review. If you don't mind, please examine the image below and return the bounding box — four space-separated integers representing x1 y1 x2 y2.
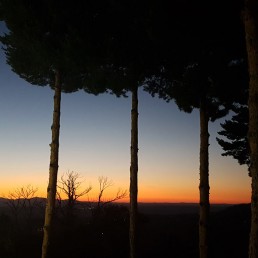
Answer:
0 197 8 207
0 197 46 208
0 198 250 258
0 197 247 216
115 202 233 215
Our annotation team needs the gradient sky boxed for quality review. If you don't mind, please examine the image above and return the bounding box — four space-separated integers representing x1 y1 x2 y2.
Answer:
0 23 250 204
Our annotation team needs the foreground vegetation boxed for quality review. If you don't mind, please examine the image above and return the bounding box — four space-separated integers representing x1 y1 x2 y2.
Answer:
0 201 250 258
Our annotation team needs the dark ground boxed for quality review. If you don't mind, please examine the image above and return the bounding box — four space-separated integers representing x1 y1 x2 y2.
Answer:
0 201 251 258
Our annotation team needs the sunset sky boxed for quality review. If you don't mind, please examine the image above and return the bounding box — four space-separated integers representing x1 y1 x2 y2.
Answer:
0 23 250 204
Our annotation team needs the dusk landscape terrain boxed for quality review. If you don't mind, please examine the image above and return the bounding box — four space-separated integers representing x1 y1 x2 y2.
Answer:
0 0 257 257
0 198 251 258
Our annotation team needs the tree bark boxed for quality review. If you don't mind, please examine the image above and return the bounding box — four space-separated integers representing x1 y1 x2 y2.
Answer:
41 71 61 258
243 1 258 257
199 99 210 258
130 86 138 258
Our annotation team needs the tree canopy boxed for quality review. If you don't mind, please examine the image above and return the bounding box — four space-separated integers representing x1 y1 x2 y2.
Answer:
0 0 122 94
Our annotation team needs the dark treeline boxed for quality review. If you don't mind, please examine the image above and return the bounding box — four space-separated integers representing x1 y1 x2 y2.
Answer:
0 198 251 258
0 0 257 257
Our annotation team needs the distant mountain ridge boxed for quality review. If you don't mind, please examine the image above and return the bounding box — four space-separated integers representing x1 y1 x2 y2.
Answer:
0 197 248 215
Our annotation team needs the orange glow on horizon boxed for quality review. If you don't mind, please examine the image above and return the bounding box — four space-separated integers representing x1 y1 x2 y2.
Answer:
0 189 250 204
0 185 250 204
0 172 251 205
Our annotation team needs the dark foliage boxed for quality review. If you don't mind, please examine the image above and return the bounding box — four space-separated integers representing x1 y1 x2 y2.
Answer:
1 0 78 91
144 0 247 117
217 105 250 174
209 204 250 258
0 203 250 258
0 0 127 95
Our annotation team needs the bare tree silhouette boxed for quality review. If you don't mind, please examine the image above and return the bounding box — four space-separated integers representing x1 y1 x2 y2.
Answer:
97 176 127 209
57 171 92 221
7 185 39 224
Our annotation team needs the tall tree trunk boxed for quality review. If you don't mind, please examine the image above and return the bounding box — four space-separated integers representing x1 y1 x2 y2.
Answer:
199 99 210 258
41 71 61 258
130 86 138 258
243 1 258 257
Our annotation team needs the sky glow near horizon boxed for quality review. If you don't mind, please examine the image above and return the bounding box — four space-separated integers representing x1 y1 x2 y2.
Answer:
0 25 251 204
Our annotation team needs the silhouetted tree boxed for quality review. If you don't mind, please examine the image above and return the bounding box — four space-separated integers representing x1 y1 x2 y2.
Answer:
151 58 230 258
217 105 250 174
80 3 159 257
96 176 127 209
243 0 258 256
57 173 127 220
6 185 38 225
57 171 92 222
0 1 110 257
144 2 245 257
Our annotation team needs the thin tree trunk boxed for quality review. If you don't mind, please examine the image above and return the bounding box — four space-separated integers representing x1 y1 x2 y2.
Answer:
41 71 61 258
243 1 258 257
130 86 138 258
199 99 210 258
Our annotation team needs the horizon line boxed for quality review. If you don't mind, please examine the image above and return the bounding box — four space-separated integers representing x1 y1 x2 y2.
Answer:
0 196 250 206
